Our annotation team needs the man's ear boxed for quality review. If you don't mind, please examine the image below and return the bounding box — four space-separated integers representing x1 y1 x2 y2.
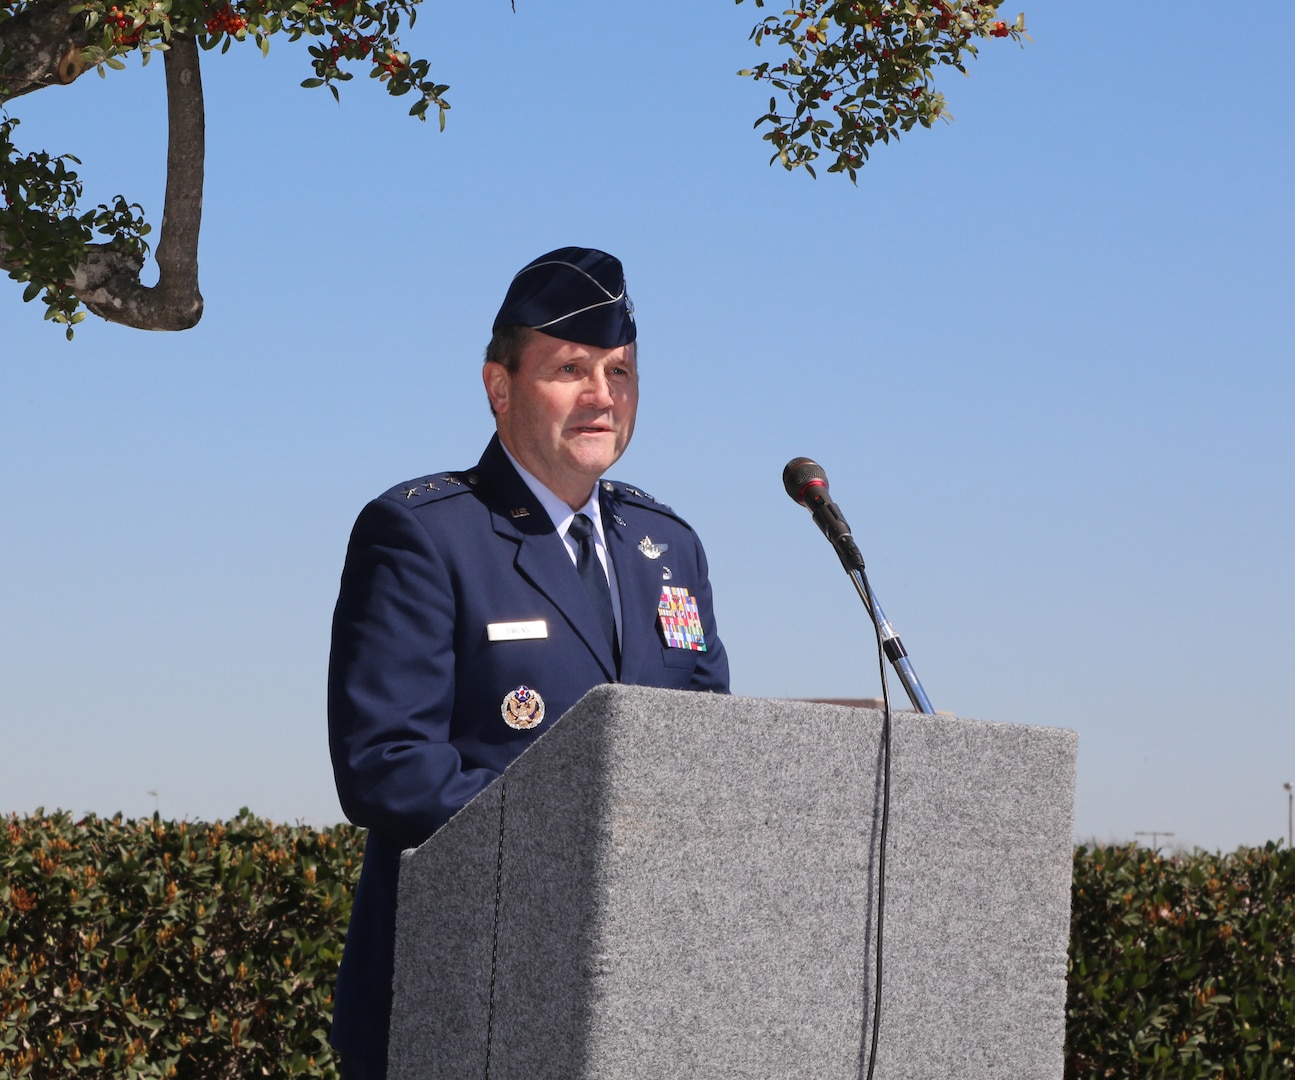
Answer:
482 362 510 415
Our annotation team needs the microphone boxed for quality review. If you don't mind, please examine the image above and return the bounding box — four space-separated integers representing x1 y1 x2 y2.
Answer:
782 457 865 571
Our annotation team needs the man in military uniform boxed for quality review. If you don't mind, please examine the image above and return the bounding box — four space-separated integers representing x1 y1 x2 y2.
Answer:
327 247 730 1077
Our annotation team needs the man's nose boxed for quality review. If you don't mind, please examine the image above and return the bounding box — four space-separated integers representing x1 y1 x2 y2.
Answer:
582 369 614 408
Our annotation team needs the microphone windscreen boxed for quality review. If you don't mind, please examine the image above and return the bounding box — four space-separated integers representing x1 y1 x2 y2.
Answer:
782 457 828 505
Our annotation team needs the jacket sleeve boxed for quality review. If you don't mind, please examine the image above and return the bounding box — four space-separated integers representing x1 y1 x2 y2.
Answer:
327 496 496 850
684 527 731 695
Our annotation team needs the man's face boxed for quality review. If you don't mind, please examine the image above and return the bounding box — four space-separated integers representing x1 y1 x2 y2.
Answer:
484 330 639 509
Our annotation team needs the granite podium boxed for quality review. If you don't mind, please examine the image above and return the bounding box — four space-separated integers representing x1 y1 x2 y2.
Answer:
388 685 1076 1079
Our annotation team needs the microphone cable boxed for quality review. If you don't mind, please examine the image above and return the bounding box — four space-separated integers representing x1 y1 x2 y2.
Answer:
861 563 893 1080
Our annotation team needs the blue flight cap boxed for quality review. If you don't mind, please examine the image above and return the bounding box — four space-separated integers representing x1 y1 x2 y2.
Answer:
492 246 637 348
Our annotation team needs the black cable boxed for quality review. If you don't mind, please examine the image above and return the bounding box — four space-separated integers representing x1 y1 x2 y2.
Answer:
483 781 508 1079
861 568 892 1080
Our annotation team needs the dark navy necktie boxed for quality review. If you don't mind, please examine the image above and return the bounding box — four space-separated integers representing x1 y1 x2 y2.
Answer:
568 512 618 662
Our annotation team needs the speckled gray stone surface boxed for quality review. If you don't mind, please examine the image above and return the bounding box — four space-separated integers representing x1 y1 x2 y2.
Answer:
388 686 1076 1079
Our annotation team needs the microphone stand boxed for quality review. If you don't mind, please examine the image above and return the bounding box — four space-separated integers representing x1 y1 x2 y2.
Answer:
824 530 935 715
846 565 934 715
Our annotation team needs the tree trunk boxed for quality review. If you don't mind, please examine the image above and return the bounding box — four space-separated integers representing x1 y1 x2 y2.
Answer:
0 26 207 331
77 34 205 330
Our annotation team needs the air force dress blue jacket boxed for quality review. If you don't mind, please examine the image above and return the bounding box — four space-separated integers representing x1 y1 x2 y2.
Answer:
327 434 729 1060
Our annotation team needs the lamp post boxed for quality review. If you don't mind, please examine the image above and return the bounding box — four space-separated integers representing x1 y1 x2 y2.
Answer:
1284 782 1292 849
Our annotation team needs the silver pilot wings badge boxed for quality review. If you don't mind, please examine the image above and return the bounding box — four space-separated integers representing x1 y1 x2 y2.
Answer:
638 536 669 560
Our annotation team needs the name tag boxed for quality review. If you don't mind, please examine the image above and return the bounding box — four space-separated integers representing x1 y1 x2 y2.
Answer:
487 620 549 642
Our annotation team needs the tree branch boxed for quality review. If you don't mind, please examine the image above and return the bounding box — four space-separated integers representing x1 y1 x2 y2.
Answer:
77 33 204 330
0 0 97 99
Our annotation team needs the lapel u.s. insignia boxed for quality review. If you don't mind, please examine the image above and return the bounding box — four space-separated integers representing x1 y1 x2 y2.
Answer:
501 685 545 730
639 536 669 560
657 587 706 652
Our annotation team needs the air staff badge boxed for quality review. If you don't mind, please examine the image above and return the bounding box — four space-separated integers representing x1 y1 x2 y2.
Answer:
502 685 546 730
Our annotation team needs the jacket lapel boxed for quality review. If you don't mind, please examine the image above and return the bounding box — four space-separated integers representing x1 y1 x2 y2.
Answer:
474 437 618 681
602 498 662 685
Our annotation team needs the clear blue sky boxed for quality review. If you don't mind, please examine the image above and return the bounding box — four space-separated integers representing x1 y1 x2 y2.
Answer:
3 2 1292 852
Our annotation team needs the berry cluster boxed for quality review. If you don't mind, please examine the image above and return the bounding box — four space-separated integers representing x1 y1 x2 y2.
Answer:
990 20 1010 37
104 5 142 46
327 31 375 63
205 5 247 35
930 2 955 30
376 50 406 77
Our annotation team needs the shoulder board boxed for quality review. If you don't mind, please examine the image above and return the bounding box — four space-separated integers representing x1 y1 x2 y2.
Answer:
601 479 679 519
380 470 482 507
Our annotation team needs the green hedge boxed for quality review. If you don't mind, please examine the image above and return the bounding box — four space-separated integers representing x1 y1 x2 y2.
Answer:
4 814 1294 1077
0 810 361 1078
1067 842 1295 1078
